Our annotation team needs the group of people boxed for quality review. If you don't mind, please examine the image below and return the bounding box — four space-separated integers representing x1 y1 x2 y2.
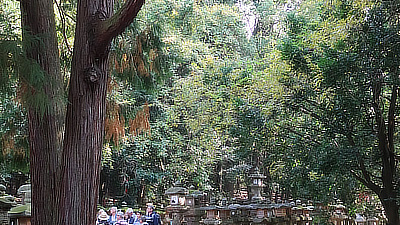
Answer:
97 205 161 225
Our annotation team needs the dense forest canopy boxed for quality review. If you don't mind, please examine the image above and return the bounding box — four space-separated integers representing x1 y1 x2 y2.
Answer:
1 0 400 224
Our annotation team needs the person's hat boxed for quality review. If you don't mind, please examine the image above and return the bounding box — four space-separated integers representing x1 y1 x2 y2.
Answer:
147 205 154 209
127 208 133 213
99 211 109 221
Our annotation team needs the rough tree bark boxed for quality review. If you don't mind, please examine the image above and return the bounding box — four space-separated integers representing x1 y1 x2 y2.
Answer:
20 0 145 224
20 0 64 224
59 0 145 224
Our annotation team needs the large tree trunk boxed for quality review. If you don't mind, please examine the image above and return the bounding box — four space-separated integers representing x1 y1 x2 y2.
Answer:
58 0 144 224
20 0 65 224
380 197 399 225
20 0 144 223
58 1 112 223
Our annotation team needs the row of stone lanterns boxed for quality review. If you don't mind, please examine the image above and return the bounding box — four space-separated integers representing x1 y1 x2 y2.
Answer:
163 168 385 225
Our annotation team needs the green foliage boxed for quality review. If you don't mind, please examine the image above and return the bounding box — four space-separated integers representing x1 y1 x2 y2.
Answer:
0 95 29 175
111 21 170 92
0 1 21 95
277 1 400 219
0 2 29 176
0 2 52 115
54 0 76 80
100 0 268 202
0 40 20 95
4 0 399 216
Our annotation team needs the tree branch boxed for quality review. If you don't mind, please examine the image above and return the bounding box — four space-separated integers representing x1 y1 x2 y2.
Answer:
54 0 72 54
276 124 322 146
95 0 145 55
288 101 351 136
350 169 381 194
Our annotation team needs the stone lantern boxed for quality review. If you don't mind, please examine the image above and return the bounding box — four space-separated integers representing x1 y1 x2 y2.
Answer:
355 214 366 225
165 181 189 225
199 206 221 225
17 185 31 205
8 184 31 225
248 168 266 202
184 190 206 225
166 181 188 207
333 203 345 215
0 184 16 225
367 217 379 225
329 202 351 225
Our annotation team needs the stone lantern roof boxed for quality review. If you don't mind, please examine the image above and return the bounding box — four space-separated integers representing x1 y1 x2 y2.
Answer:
0 195 16 208
0 184 16 208
165 181 189 196
333 204 346 209
249 167 266 179
355 214 366 223
8 184 31 219
8 204 31 218
0 184 17 225
0 185 5 194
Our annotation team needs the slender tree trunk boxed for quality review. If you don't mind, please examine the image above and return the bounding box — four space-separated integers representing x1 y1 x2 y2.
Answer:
19 0 64 224
375 84 399 225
